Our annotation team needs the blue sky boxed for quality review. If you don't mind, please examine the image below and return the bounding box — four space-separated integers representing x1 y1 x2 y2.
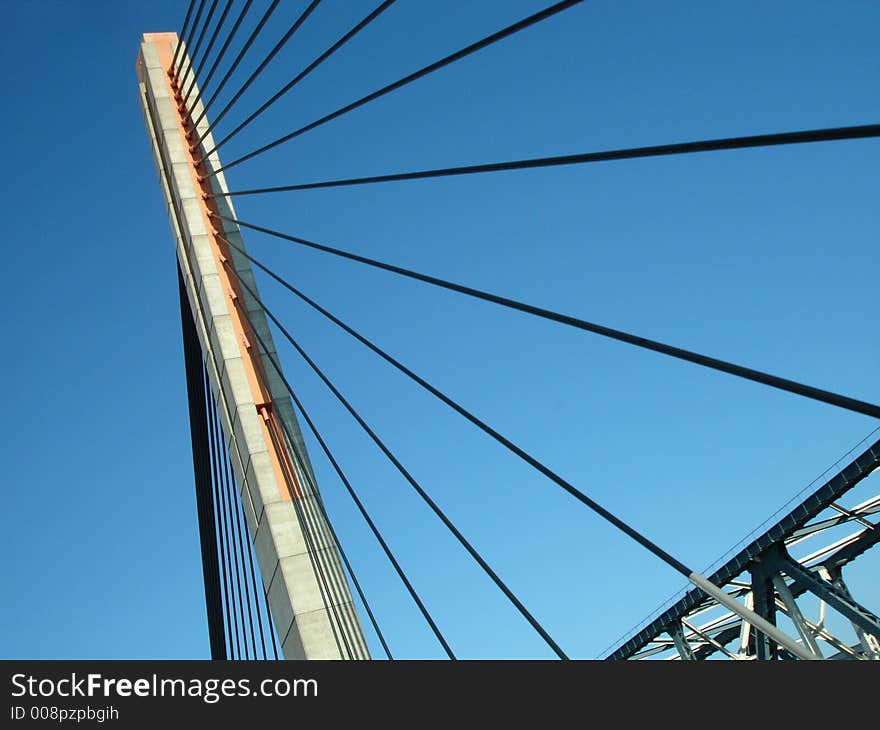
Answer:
1 0 878 660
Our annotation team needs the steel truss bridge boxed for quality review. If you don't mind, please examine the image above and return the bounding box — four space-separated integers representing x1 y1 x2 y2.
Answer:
137 0 880 660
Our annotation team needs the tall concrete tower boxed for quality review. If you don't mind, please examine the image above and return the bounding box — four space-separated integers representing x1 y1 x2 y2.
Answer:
137 32 369 660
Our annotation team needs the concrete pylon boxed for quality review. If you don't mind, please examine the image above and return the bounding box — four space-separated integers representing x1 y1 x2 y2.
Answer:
137 32 369 660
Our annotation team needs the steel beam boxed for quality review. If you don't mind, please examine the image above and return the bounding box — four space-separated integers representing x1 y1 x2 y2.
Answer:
750 561 778 660
607 441 880 659
779 552 880 642
669 622 695 660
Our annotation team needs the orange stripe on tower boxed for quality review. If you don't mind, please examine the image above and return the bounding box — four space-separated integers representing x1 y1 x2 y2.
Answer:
143 32 300 501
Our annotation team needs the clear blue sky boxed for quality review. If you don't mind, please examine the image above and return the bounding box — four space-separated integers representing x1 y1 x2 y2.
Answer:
1 0 878 660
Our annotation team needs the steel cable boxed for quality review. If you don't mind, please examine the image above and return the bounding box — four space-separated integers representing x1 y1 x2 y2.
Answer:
212 124 880 196
222 255 570 659
173 0 207 84
182 0 236 106
192 0 323 148
199 0 398 159
191 0 282 129
171 0 198 76
228 285 443 659
186 0 256 119
210 212 880 422
201 0 587 177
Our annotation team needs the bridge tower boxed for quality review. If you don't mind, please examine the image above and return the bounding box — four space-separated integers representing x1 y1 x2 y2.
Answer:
136 32 369 660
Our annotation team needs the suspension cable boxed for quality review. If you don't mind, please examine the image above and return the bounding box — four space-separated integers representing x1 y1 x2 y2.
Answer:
212 123 880 195
221 255 569 659
209 212 880 421
192 0 322 148
201 0 587 177
199 0 398 158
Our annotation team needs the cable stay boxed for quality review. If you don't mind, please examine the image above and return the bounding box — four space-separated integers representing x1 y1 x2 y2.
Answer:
185 202 390 655
200 0 587 177
210 123 880 196
267 412 357 660
208 334 284 659
290 468 395 660
191 0 282 129
218 248 570 659
258 383 395 660
219 427 271 659
205 374 242 657
216 227 821 660
178 0 220 96
170 0 198 76
181 0 235 106
204 285 366 659
227 439 281 659
210 386 255 658
219 236 701 566
257 358 358 661
192 0 322 150
231 294 454 659
183 247 278 657
186 0 255 118
173 0 209 86
179 271 227 658
155 0 878 662
199 282 286 659
209 212 880 422
245 332 396 660
178 49 385 655
199 0 398 159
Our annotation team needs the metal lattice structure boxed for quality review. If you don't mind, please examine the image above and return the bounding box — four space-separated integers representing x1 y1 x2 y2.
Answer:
607 442 880 660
